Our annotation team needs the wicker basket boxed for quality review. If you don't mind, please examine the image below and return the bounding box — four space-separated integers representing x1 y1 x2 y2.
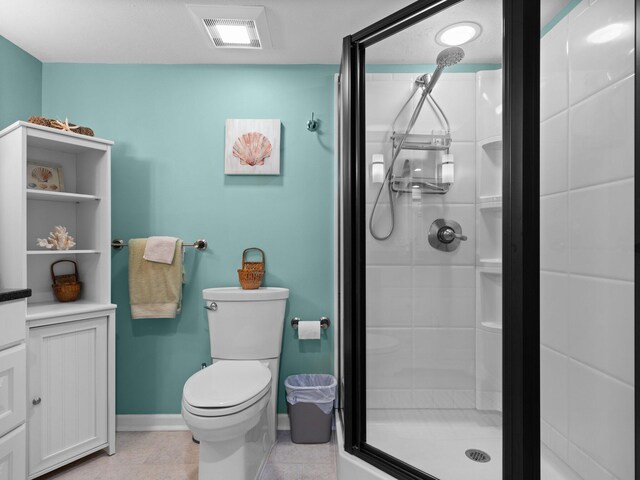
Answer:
237 247 265 290
51 260 82 302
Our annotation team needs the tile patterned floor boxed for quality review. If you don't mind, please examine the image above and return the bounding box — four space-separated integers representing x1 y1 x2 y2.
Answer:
39 430 337 480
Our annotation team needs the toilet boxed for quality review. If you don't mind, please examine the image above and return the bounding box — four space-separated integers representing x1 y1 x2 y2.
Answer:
181 287 289 480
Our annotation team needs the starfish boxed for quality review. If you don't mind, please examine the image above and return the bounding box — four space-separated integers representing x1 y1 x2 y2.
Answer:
51 118 79 132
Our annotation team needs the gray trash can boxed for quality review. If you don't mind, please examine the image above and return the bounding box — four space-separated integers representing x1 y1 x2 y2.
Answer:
285 374 337 444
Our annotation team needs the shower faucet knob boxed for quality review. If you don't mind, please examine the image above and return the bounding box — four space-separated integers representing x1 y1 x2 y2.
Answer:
438 227 467 243
428 218 467 252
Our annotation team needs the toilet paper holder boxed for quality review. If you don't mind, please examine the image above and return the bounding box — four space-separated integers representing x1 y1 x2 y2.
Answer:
291 317 331 330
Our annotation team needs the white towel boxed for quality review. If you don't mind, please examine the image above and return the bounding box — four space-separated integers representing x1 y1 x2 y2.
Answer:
143 236 178 264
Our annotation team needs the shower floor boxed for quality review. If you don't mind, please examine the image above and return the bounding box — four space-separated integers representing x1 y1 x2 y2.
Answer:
366 409 582 480
366 409 502 480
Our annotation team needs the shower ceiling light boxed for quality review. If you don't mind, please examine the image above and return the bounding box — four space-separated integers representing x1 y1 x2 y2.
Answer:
436 22 481 46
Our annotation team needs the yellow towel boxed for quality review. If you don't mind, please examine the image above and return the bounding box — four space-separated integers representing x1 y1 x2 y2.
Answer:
128 238 183 319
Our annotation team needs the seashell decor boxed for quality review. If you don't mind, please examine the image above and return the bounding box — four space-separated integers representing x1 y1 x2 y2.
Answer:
232 132 272 167
37 226 76 250
32 166 53 183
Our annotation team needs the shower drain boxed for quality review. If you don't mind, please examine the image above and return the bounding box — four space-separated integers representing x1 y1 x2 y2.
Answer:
465 449 491 463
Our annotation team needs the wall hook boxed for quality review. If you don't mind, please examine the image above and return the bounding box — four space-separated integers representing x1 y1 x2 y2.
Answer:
306 112 319 132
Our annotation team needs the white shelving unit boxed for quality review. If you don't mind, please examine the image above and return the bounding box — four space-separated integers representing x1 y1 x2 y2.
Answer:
0 121 116 478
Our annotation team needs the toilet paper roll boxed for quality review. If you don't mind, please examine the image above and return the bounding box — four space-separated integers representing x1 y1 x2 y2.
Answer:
298 320 321 340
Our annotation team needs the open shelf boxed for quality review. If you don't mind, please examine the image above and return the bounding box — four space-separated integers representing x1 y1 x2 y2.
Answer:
27 190 100 203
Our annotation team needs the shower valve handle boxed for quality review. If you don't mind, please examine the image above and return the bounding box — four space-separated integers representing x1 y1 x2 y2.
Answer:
438 226 467 243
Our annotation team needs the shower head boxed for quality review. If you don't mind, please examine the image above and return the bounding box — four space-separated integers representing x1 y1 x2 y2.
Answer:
423 47 465 94
436 47 465 67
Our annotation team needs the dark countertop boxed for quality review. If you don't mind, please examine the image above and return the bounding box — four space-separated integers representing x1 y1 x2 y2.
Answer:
0 288 32 303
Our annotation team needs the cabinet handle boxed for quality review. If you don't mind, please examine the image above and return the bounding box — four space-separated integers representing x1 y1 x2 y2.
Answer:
32 397 41 406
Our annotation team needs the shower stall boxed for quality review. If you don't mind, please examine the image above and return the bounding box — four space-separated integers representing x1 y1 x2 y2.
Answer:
335 0 636 479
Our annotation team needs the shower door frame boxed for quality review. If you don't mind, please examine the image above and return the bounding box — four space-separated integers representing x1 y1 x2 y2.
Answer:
340 0 543 479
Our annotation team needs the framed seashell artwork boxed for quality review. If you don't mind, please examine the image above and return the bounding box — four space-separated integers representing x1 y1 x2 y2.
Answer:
225 119 281 175
26 162 65 191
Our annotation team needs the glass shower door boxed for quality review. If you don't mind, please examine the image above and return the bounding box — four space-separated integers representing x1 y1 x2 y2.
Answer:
356 0 504 478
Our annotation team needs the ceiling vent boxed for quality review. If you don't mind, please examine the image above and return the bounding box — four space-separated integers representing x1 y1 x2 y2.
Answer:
187 5 272 50
203 19 261 49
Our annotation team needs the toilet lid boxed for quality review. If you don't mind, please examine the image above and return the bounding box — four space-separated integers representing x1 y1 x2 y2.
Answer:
183 360 271 409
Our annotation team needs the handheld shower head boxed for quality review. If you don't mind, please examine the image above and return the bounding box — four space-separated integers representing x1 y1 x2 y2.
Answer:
423 47 465 94
436 47 465 67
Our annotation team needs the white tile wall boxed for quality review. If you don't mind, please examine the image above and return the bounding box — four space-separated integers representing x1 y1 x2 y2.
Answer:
569 180 634 281
412 328 475 390
540 193 568 272
476 70 503 141
568 275 634 385
569 75 635 189
568 360 634 480
567 0 635 105
540 17 569 121
412 266 475 328
364 72 477 408
540 111 569 196
541 346 569 437
540 272 569 353
540 1 635 478
366 266 413 327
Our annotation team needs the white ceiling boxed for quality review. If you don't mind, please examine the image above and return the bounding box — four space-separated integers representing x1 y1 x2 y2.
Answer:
0 0 570 65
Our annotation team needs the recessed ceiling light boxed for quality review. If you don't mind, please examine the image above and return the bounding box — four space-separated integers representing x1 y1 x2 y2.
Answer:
436 22 482 46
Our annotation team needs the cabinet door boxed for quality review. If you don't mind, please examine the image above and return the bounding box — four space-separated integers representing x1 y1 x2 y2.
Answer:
0 344 26 437
0 425 26 480
28 317 107 476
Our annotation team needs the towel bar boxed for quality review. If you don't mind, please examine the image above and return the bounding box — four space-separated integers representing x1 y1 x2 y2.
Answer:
111 239 208 251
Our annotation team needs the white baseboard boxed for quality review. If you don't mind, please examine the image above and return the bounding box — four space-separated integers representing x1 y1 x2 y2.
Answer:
116 414 188 431
117 414 292 432
277 414 290 430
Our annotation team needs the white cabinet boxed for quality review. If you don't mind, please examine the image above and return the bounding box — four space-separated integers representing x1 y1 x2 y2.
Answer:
28 316 109 476
0 296 28 479
0 425 26 480
0 344 26 439
0 122 116 478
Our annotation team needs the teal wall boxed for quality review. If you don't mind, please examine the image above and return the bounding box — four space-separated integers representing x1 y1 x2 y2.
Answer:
42 64 337 414
0 36 41 129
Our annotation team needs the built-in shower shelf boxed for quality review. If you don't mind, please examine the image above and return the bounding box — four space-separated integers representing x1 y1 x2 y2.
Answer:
479 258 502 267
480 321 502 333
478 201 502 211
391 132 451 151
479 136 502 150
478 195 502 204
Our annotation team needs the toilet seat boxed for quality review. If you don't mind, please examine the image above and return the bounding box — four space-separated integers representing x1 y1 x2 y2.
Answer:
182 360 271 417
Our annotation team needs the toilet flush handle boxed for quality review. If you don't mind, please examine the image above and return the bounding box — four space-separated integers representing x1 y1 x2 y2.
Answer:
204 301 217 311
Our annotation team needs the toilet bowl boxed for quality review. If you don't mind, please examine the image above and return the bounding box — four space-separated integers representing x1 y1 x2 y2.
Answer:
181 287 289 480
182 360 271 440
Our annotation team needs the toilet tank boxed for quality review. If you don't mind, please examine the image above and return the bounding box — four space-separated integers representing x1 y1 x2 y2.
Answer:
203 287 289 360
